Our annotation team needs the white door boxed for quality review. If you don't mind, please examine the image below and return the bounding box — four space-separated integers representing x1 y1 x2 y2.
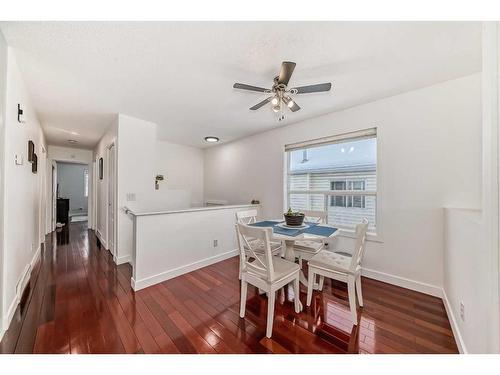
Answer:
107 144 116 254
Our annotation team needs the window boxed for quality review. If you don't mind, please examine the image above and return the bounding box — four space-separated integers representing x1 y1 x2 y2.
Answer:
285 128 377 230
330 180 366 208
84 168 89 197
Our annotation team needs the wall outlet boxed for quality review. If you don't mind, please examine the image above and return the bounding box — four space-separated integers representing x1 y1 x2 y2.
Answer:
460 301 465 321
126 193 136 201
213 239 218 247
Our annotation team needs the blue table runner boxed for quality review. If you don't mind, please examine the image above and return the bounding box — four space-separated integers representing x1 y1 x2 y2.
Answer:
248 221 337 237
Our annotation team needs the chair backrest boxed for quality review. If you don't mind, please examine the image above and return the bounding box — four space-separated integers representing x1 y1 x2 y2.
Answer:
349 218 369 272
302 210 327 224
236 209 258 224
236 223 274 280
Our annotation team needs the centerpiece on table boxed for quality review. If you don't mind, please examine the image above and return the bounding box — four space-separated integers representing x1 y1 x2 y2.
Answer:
283 208 305 227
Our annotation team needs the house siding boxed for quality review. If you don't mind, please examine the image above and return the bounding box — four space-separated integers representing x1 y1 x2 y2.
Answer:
288 171 376 228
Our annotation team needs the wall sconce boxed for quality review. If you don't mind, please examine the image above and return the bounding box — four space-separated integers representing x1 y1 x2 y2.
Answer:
17 104 25 123
155 174 165 190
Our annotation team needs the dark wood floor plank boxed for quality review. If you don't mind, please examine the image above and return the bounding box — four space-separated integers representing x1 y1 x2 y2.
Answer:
0 222 459 354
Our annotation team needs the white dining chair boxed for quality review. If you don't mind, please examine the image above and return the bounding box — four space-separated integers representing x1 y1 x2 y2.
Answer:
236 223 301 338
235 209 259 224
235 210 282 279
293 210 328 267
306 218 369 325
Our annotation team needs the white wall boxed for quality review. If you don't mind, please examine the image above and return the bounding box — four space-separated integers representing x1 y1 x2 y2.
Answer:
155 140 204 207
443 208 486 353
94 116 118 249
1 48 47 334
0 27 7 339
131 204 257 290
48 145 93 163
204 74 482 294
57 162 88 213
441 23 500 355
94 114 206 265
116 114 157 264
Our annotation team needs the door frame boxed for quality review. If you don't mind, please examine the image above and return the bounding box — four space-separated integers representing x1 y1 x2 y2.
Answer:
106 142 117 258
50 158 92 231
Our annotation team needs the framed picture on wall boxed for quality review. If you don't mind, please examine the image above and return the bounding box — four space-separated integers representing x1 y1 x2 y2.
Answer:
99 157 103 180
32 153 37 174
28 140 35 162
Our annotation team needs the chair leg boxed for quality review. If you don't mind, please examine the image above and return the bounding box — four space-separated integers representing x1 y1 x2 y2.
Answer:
318 276 325 291
293 276 301 313
266 291 276 338
347 276 358 325
355 275 363 307
298 256 303 268
307 268 314 306
238 258 242 280
239 280 248 318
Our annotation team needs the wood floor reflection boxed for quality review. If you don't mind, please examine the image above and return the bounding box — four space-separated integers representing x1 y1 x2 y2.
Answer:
0 222 458 354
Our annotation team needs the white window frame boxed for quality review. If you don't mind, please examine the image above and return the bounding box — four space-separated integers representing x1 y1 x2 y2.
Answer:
283 128 381 241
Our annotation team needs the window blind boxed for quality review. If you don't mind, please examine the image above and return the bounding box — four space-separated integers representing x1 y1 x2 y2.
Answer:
284 127 377 152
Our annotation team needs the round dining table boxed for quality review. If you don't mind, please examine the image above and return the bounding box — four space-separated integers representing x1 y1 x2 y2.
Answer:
269 220 340 287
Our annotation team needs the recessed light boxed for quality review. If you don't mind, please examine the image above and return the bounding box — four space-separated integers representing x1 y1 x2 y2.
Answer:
67 139 78 144
204 136 219 143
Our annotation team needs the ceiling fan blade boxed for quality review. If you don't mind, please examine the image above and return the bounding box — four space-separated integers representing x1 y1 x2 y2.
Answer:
233 83 270 93
250 97 273 110
277 61 296 86
292 82 332 94
282 96 301 112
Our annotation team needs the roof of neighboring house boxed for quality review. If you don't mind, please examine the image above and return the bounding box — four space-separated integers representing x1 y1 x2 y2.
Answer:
289 138 377 174
289 163 376 175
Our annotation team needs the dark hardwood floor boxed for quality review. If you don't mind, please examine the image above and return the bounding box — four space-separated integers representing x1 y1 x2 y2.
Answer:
0 222 458 354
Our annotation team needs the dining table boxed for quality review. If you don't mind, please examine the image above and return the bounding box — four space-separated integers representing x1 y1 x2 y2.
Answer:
249 219 339 288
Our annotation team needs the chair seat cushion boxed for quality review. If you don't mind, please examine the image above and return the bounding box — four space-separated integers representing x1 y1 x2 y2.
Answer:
293 240 324 254
333 251 352 257
244 239 282 255
308 250 352 273
247 256 300 281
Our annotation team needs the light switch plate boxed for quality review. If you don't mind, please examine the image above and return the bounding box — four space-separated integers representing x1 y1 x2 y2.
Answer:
126 193 136 202
15 154 23 165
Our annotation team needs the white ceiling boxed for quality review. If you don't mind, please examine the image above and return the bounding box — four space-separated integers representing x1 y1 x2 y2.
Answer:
0 22 482 149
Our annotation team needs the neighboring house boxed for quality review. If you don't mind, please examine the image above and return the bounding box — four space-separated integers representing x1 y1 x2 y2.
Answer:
288 163 376 229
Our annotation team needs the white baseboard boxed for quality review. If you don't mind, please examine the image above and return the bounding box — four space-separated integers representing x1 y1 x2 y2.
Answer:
442 288 467 354
1 243 42 339
96 229 108 249
116 255 131 265
361 267 443 297
1 295 18 339
132 249 239 291
31 245 41 269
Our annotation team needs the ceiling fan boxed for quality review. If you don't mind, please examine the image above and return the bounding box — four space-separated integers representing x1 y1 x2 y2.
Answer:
233 61 332 121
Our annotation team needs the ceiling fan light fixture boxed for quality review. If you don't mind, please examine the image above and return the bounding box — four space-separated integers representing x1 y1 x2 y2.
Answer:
272 105 280 113
271 96 279 106
287 100 295 108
